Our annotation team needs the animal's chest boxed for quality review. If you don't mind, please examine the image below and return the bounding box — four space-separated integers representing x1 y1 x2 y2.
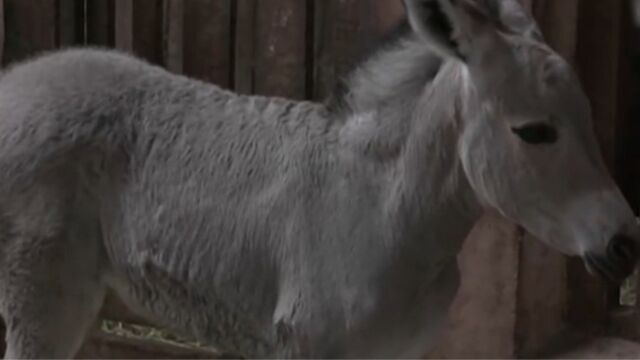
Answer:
280 260 461 358
351 261 461 357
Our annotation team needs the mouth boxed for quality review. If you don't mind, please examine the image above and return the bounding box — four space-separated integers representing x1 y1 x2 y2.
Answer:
584 253 636 284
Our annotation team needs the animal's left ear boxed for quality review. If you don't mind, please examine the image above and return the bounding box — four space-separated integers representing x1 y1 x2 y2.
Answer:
403 0 498 61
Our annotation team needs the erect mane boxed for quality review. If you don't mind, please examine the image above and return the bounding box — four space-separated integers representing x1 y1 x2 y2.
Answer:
324 18 435 115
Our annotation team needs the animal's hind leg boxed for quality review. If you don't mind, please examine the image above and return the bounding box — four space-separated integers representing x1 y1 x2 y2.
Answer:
0 187 107 359
1 230 107 359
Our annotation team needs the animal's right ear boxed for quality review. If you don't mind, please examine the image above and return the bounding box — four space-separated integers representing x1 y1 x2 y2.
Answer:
404 0 494 61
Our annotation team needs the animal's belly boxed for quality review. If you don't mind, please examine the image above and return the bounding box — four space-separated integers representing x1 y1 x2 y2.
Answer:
343 261 461 358
106 263 281 356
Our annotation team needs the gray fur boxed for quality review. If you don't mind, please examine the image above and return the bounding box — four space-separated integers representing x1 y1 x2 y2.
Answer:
0 0 638 358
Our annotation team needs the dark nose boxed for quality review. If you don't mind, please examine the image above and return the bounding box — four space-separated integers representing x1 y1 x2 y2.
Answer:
607 233 638 272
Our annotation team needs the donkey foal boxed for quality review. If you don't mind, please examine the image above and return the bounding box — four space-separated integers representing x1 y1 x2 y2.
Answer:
0 0 638 358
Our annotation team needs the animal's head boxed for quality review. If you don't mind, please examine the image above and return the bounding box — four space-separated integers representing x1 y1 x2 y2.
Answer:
404 0 639 282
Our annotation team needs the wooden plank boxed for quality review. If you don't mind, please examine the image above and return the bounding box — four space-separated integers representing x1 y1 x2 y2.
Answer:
0 0 5 67
613 6 639 312
531 0 580 63
568 0 624 326
313 0 372 101
114 0 164 65
114 0 134 52
234 0 256 95
163 0 184 74
616 0 640 217
251 0 308 99
312 0 404 101
132 0 164 65
87 0 115 47
3 0 57 65
575 0 623 168
58 0 85 47
370 0 406 38
183 0 232 87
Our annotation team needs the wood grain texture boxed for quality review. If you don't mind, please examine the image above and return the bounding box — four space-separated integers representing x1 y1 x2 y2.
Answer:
568 0 623 327
58 0 85 47
3 0 57 65
532 0 580 63
163 0 184 74
113 0 134 52
86 0 115 47
617 0 640 218
313 0 404 101
0 0 4 66
114 0 164 65
234 0 256 94
251 0 307 99
183 0 232 87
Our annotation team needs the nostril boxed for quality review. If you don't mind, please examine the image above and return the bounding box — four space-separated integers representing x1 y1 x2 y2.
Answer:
608 234 638 263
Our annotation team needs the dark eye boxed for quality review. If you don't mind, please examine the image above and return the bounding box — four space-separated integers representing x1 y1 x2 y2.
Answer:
511 123 558 145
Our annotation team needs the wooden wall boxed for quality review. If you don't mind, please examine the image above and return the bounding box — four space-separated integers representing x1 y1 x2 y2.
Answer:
0 0 636 358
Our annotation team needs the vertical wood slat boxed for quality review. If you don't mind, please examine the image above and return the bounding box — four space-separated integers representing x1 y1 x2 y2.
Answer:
114 0 164 65
234 0 256 94
617 0 640 217
86 0 115 47
0 6 4 355
312 0 375 101
613 3 640 312
3 0 57 65
313 0 405 101
113 0 133 52
251 0 307 99
568 0 624 326
182 0 233 87
531 0 580 63
163 0 184 74
576 0 623 169
0 0 4 65
58 0 85 47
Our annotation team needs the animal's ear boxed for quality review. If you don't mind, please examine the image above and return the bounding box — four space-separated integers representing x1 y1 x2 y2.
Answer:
403 0 496 61
498 0 543 40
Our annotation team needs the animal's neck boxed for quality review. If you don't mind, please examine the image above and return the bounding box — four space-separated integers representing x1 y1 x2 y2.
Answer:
338 36 482 262
390 63 481 261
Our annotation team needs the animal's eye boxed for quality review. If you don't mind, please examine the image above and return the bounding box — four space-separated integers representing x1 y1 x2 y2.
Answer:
511 123 558 145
